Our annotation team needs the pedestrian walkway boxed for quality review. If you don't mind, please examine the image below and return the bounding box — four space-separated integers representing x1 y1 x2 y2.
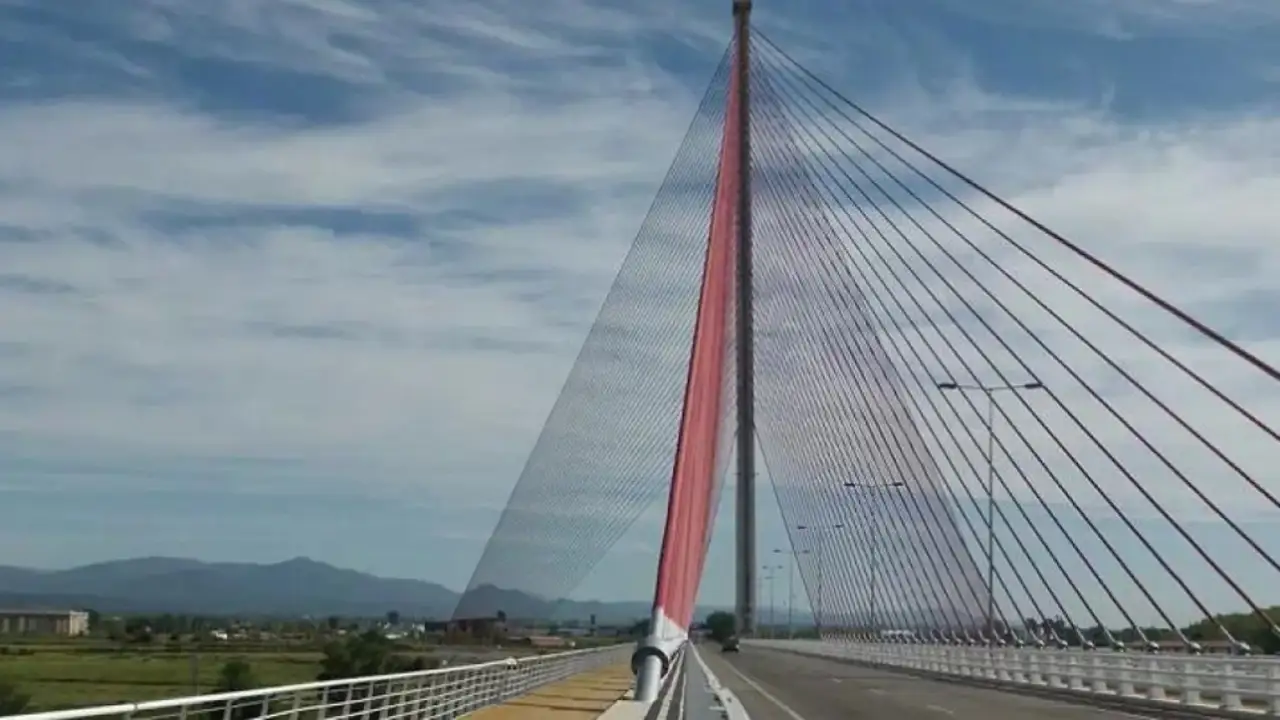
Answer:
467 663 635 719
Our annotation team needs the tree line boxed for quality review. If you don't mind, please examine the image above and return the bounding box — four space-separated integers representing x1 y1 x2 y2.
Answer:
1023 606 1280 653
66 609 422 647
699 607 1280 653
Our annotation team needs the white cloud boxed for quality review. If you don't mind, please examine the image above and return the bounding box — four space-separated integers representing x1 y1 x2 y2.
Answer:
2 0 1280 627
0 0 723 543
926 0 1280 37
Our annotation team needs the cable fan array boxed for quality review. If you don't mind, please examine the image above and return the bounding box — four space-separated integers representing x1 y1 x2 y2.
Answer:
452 48 737 621
455 28 1280 658
751 30 1280 653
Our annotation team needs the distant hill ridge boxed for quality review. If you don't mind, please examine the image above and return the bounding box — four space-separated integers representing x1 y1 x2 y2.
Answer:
0 556 670 622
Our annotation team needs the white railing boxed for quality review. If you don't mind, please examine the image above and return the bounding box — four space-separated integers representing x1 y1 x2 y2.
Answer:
12 644 631 720
749 639 1280 715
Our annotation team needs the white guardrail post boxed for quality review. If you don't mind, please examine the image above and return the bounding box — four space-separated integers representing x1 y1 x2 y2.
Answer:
746 638 1280 715
8 644 631 720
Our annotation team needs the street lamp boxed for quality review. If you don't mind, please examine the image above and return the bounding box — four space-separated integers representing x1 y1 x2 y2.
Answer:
936 378 1044 642
761 564 784 638
773 547 810 639
844 481 905 639
796 523 844 637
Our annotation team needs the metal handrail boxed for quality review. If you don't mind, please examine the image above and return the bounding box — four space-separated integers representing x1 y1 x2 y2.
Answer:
12 643 630 720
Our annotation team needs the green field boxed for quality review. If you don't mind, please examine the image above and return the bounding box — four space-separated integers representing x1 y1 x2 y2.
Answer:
0 645 324 712
0 634 624 713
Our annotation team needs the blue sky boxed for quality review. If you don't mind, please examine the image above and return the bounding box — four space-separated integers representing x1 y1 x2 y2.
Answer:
3 0 1280 629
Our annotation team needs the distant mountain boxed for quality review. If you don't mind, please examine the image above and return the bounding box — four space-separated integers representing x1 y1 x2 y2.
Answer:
451 583 656 624
0 557 457 618
0 557 686 622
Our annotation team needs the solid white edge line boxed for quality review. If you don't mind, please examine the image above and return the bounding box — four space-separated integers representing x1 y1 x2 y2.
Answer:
690 645 755 720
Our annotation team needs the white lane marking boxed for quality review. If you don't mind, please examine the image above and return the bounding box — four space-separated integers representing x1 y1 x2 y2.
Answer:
925 705 954 715
868 688 885 695
830 678 843 684
718 660 809 720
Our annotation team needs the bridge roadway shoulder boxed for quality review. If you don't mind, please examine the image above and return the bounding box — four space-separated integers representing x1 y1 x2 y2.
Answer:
466 662 635 720
701 645 1170 720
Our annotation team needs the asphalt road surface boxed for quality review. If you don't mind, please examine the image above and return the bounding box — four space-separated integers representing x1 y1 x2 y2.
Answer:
700 645 1157 720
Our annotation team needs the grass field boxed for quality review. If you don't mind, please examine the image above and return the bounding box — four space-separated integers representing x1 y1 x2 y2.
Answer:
0 645 324 711
0 635 626 713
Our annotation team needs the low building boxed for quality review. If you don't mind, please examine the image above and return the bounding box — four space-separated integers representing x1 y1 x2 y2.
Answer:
0 609 90 636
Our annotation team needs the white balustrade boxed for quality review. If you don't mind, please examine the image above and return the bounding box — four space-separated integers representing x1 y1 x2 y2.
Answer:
11 644 631 720
747 639 1280 714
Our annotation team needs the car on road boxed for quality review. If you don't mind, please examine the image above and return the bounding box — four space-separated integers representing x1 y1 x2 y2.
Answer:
721 636 740 652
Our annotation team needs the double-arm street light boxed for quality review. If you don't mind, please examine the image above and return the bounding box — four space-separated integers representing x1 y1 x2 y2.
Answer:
795 523 844 636
773 547 810 639
843 481 905 637
936 378 1044 641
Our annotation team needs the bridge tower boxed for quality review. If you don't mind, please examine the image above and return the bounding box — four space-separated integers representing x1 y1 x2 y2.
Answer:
731 0 758 640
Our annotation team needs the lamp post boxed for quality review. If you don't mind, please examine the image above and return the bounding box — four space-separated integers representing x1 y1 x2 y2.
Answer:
761 564 783 638
796 523 844 637
773 547 810 639
843 481 905 639
936 378 1044 643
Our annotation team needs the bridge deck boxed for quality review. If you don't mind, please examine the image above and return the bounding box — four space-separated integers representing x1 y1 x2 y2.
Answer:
707 646 1165 720
467 663 634 719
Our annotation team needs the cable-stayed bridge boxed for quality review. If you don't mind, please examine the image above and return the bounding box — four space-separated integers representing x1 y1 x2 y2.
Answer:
18 2 1280 719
